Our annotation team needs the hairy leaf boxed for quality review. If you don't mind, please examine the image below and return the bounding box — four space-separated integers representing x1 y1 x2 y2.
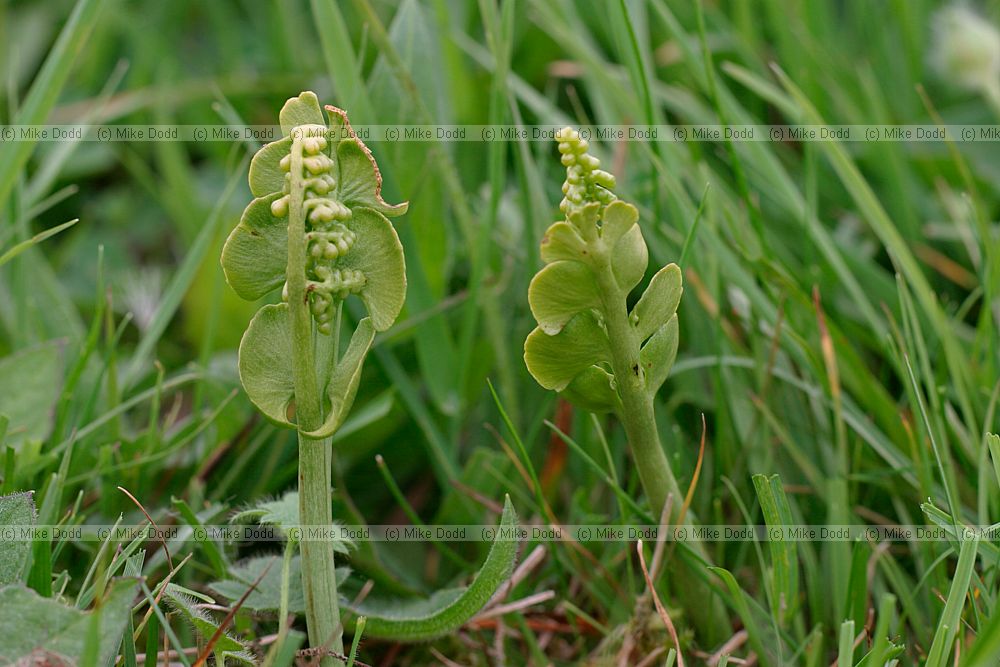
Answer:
210 556 350 613
0 492 35 585
231 492 353 553
0 578 138 665
351 496 518 641
524 311 610 391
215 497 518 643
163 584 253 663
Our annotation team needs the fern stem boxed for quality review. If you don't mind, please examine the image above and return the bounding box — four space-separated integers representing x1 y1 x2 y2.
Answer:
593 253 680 517
288 136 344 665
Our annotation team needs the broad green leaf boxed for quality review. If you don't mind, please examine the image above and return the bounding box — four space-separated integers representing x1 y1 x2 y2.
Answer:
248 137 292 197
0 340 63 449
238 303 296 427
163 584 253 664
561 366 619 414
210 555 350 613
307 319 376 438
528 261 601 334
610 222 648 294
632 264 683 341
351 496 518 641
524 311 611 391
641 314 679 394
0 492 34 585
540 221 588 265
278 91 325 136
0 578 138 665
221 193 288 301
337 209 406 331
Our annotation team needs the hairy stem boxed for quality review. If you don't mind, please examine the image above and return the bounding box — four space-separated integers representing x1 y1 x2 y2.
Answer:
288 137 344 664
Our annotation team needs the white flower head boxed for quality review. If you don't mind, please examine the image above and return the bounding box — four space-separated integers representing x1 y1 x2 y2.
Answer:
931 5 1000 92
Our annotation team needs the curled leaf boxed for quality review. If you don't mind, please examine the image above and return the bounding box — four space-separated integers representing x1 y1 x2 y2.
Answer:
306 319 376 438
327 105 407 217
611 221 648 294
524 311 610 391
352 496 519 641
212 498 518 644
238 304 378 432
632 263 683 341
562 366 620 414
641 314 679 394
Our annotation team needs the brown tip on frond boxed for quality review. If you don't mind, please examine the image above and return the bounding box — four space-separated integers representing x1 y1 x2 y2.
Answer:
325 105 407 215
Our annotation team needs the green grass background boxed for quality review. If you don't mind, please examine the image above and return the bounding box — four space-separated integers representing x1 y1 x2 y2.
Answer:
1 0 1000 664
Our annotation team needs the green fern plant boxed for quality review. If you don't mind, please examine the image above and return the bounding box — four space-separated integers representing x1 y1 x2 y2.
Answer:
221 91 406 663
524 127 684 518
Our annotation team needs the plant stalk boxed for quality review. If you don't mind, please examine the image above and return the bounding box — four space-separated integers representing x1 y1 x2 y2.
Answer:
593 253 681 519
287 138 344 664
594 245 727 641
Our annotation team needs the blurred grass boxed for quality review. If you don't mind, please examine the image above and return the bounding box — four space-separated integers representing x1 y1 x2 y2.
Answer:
1 0 1000 663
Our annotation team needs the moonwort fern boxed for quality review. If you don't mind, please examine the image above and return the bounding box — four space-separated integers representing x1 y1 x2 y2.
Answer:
524 128 684 516
523 129 728 639
221 92 519 661
222 91 406 663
